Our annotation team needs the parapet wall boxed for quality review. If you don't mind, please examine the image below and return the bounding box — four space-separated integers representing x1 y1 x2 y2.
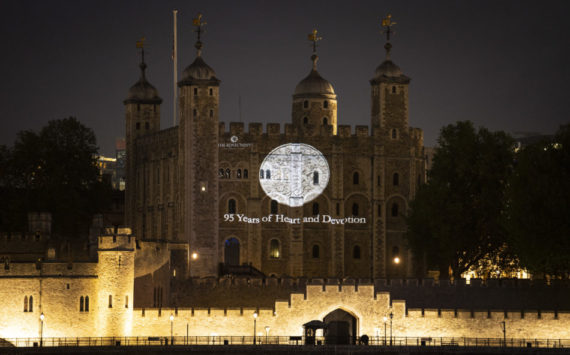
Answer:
171 277 570 311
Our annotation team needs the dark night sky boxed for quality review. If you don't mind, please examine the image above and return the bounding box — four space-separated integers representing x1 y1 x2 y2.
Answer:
1 0 568 156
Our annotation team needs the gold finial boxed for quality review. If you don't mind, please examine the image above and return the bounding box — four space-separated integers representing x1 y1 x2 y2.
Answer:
380 14 397 59
193 13 207 55
135 37 146 49
308 29 322 53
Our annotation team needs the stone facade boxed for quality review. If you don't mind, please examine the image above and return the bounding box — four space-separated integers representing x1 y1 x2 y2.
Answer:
125 36 425 297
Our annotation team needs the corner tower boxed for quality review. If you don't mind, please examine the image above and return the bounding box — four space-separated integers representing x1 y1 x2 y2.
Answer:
370 15 410 137
292 30 337 135
124 42 162 233
178 14 220 277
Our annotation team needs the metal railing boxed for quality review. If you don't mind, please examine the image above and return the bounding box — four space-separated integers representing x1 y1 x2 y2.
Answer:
0 336 568 348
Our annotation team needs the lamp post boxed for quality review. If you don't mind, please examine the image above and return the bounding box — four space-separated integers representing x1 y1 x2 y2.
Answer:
253 312 258 345
383 316 388 345
39 312 45 347
265 326 270 344
389 312 393 346
170 314 174 345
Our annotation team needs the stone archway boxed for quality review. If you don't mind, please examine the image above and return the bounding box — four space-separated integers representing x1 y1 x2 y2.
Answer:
323 309 357 345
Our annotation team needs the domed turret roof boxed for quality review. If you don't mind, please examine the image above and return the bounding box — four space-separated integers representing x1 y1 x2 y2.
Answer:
180 55 218 83
294 69 335 96
124 63 162 105
374 60 403 78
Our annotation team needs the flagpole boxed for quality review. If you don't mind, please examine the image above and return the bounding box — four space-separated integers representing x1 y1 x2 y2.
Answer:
173 9 178 126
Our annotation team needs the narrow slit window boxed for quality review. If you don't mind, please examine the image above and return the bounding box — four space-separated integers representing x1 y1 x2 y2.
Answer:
243 169 248 179
269 239 280 259
391 203 399 217
393 173 399 186
228 199 236 214
323 101 328 108
313 171 319 185
303 100 308 108
85 296 89 312
270 200 278 214
108 295 113 308
312 245 320 258
80 296 84 312
237 169 242 179
353 172 359 185
312 202 319 216
265 170 271 179
260 169 264 179
352 203 359 216
24 296 28 312
353 246 361 259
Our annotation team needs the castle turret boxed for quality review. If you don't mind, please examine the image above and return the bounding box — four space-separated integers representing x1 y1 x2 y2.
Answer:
96 227 135 336
370 15 410 137
124 43 162 237
178 14 220 277
292 30 337 135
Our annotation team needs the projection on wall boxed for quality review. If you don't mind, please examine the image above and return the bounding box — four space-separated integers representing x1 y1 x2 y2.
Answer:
259 143 329 207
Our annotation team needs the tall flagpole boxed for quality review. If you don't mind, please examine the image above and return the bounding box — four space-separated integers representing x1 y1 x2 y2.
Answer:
173 9 178 126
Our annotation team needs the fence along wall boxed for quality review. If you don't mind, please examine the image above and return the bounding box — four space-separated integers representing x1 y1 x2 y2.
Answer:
131 285 570 339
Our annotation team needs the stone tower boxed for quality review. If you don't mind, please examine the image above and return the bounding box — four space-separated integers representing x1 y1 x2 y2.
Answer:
178 17 220 277
124 53 162 238
292 31 338 135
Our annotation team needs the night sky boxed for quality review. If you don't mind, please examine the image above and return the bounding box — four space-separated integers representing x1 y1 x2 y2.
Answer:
1 0 568 156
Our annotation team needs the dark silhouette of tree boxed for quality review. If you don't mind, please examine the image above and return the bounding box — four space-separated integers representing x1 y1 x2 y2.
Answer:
504 125 570 278
0 117 111 237
406 121 514 279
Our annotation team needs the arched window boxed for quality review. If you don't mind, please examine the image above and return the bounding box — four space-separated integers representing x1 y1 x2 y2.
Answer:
244 169 248 179
313 171 319 185
270 200 278 214
108 295 113 308
265 170 271 179
353 245 361 259
303 100 309 108
303 117 308 124
312 202 319 215
228 199 236 214
312 245 320 258
218 168 224 178
209 109 213 117
391 203 399 217
85 296 89 312
209 88 213 96
24 296 28 312
80 296 84 312
392 129 397 139
260 169 264 179
269 239 280 259
393 173 399 186
29 296 33 312
323 100 328 108
323 117 328 125
353 172 359 185
237 169 242 179
352 203 359 216
225 168 231 179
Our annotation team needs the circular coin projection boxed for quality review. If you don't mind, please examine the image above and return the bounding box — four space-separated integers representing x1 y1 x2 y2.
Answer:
259 143 329 207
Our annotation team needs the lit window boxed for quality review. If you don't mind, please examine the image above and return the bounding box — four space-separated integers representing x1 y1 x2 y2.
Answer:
269 239 280 259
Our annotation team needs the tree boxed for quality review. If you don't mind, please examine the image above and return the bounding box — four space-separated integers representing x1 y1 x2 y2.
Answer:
406 121 514 279
0 117 111 237
504 125 570 278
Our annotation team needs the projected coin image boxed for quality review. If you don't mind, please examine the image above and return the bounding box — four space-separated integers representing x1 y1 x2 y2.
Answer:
259 143 330 207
